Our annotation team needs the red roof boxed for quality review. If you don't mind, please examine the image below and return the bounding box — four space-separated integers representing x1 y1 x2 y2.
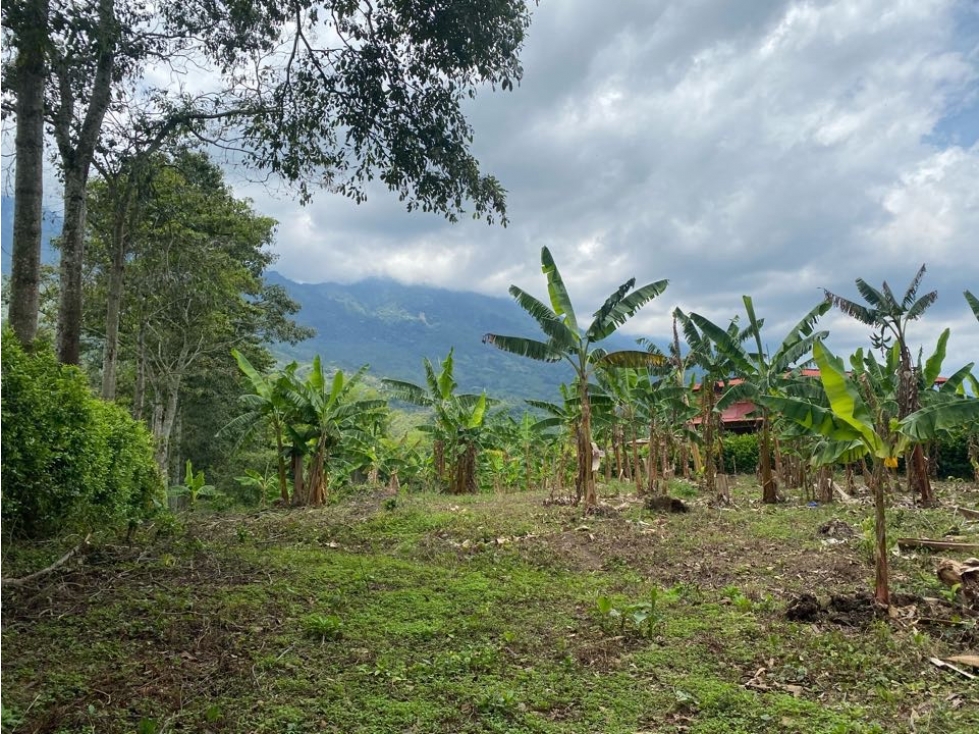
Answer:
691 400 759 426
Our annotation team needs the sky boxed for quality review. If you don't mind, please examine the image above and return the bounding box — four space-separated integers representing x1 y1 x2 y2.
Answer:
224 0 979 368
5 0 978 368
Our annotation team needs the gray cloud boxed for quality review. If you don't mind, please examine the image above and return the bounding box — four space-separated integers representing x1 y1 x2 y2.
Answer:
240 0 979 367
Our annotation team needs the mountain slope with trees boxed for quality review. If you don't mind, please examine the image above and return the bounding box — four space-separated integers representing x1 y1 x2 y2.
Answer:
265 271 653 404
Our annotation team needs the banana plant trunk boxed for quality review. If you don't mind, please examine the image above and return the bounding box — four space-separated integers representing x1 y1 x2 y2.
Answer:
761 414 778 504
274 426 289 503
579 385 597 507
873 462 890 606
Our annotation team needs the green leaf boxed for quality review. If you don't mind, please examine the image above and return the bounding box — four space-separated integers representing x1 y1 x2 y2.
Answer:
938 363 975 395
811 341 879 450
586 279 668 342
900 397 979 442
508 286 577 347
965 290 979 322
467 393 488 429
540 247 578 333
594 350 667 369
482 334 563 362
923 328 949 389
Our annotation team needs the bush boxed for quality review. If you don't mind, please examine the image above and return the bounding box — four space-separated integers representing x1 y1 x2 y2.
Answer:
721 433 759 475
1 330 164 538
933 432 974 480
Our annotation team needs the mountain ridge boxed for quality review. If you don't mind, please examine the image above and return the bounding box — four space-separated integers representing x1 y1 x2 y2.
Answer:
266 271 666 404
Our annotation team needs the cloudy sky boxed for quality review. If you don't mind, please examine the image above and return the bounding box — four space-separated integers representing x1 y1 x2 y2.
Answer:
8 0 969 366
230 0 978 366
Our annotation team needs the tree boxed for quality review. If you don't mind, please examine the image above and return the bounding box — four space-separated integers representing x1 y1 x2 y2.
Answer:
673 308 743 497
383 349 489 495
4 0 533 362
762 339 979 606
686 297 830 503
4 0 49 347
824 265 938 505
483 247 668 507
82 151 309 484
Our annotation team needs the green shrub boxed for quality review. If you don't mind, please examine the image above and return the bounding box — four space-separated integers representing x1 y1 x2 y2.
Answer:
721 433 759 475
1 330 163 538
933 432 974 480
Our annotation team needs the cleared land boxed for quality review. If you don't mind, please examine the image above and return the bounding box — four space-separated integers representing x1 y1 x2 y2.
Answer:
3 478 978 733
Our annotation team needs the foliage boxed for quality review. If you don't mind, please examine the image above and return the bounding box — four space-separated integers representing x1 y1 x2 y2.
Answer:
686 297 830 502
1 328 163 538
933 431 976 480
168 460 222 509
721 433 760 475
484 246 668 506
383 349 489 495
596 586 681 638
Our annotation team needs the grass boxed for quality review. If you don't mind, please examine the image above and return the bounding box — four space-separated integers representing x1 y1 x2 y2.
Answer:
2 477 978 733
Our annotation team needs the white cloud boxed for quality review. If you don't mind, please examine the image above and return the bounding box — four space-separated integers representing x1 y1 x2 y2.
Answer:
229 0 978 365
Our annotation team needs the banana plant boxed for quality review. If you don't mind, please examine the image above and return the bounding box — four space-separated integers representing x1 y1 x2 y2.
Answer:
227 350 299 502
383 350 489 494
760 339 978 605
483 246 668 507
824 265 939 504
685 297 830 503
284 357 386 505
169 460 221 509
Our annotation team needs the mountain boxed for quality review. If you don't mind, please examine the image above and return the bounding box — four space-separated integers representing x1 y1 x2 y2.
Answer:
266 272 661 404
0 196 62 275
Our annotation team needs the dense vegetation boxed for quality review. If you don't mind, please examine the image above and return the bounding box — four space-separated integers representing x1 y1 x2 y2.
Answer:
2 3 978 729
1 328 162 538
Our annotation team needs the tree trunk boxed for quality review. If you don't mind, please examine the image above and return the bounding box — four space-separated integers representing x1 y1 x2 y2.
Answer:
133 325 147 420
433 439 446 490
274 424 289 503
100 183 134 398
291 453 306 505
152 378 181 486
579 386 597 507
646 420 658 495
56 170 89 364
8 0 49 347
306 442 327 506
53 0 118 364
909 444 934 506
761 416 778 504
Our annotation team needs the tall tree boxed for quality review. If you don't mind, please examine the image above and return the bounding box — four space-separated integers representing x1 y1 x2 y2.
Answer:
483 247 668 508
82 151 308 483
4 0 49 346
4 0 533 361
824 265 938 505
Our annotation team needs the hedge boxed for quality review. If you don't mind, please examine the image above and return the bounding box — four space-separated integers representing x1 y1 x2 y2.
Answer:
2 330 164 538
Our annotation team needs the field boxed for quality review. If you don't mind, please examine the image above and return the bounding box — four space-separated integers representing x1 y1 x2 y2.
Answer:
3 478 978 733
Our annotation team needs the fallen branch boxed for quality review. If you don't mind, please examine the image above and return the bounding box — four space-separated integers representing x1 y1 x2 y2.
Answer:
954 506 979 521
929 657 977 681
1 534 91 587
896 538 979 552
831 481 856 504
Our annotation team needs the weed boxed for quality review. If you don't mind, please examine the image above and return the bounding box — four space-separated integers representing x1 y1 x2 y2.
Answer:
302 613 343 641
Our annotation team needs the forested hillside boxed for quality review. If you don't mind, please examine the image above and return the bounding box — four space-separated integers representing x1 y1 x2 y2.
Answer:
265 272 646 403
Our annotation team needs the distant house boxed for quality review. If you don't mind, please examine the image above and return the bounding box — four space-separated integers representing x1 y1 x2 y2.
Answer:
690 369 948 435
